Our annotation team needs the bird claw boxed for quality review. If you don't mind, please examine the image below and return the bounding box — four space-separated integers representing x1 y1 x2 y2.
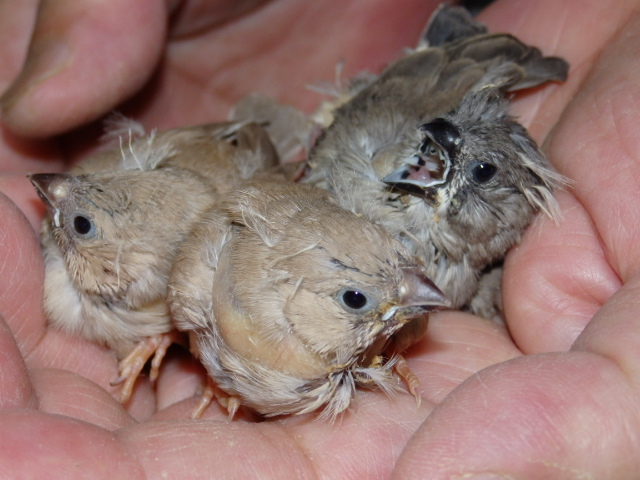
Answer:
191 377 241 420
394 355 422 408
111 331 179 403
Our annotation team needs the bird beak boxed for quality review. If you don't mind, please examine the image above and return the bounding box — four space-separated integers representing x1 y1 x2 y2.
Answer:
28 173 75 227
382 155 448 204
382 118 459 202
382 268 450 321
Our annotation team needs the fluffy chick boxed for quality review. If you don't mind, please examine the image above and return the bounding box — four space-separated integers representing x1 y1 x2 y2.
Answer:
168 180 449 420
29 121 279 401
75 117 280 190
303 5 568 319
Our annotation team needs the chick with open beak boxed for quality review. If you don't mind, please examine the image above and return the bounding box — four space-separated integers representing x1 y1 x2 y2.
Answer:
303 5 567 319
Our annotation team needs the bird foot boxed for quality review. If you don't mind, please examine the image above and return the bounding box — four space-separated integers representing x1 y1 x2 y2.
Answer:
111 331 179 403
191 377 241 420
394 355 422 408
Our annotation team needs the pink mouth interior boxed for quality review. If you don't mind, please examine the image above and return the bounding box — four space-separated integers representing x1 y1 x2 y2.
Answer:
407 165 434 183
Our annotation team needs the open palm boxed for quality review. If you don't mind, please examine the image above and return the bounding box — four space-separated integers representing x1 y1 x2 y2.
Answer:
1 1 639 478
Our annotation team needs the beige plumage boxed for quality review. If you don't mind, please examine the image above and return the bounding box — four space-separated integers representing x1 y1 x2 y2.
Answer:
29 120 280 401
168 180 449 420
75 116 280 189
301 5 569 321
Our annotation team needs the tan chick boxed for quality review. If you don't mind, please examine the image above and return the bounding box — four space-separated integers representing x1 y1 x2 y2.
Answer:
168 180 449 420
29 121 279 402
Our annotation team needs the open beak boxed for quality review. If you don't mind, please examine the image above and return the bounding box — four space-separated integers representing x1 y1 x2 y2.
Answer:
383 118 460 201
382 149 450 200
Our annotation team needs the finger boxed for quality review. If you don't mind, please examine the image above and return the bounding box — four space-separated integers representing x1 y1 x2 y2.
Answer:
284 391 428 479
0 0 39 93
478 0 637 142
1 0 168 137
394 279 640 479
0 191 47 351
30 367 137 430
545 7 640 282
392 350 640 479
27 320 163 421
0 411 144 479
573 274 640 385
504 191 621 353
120 420 316 478
505 3 640 352
403 312 521 404
395 281 640 479
0 313 35 410
123 390 429 480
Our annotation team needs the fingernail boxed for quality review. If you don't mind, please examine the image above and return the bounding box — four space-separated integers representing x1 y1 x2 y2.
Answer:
1 37 71 113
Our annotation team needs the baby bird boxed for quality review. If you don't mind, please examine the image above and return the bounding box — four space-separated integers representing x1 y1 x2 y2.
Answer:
29 120 280 402
75 116 280 191
303 5 568 319
168 180 449 420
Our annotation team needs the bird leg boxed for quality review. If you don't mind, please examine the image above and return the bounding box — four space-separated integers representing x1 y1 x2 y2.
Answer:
394 355 422 408
111 331 180 403
191 377 241 420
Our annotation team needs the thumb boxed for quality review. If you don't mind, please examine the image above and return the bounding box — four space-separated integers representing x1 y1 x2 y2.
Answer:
1 0 168 137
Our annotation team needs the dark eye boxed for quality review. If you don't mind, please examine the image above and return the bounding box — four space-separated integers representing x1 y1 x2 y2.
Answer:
471 162 497 183
336 287 377 314
72 214 95 236
342 290 368 309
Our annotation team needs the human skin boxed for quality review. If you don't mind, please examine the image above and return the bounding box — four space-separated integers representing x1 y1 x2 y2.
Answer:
1 0 640 478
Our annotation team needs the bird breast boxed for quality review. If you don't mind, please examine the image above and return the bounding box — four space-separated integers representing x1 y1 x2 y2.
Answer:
212 244 330 380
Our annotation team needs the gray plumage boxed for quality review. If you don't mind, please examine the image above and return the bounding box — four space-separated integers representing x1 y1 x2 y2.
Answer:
302 5 569 320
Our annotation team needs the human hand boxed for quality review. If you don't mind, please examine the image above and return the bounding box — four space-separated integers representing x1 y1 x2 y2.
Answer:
1 0 639 478
392 0 640 478
0 0 440 225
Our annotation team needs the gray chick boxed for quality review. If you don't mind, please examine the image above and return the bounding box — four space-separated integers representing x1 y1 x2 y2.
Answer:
303 4 568 323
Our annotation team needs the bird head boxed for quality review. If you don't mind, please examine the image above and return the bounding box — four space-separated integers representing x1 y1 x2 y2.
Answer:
29 169 213 305
278 225 449 367
382 89 564 260
226 183 450 366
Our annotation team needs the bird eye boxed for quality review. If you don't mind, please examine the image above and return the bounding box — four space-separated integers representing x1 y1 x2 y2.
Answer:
471 162 497 183
72 214 95 237
343 290 368 309
337 288 375 314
